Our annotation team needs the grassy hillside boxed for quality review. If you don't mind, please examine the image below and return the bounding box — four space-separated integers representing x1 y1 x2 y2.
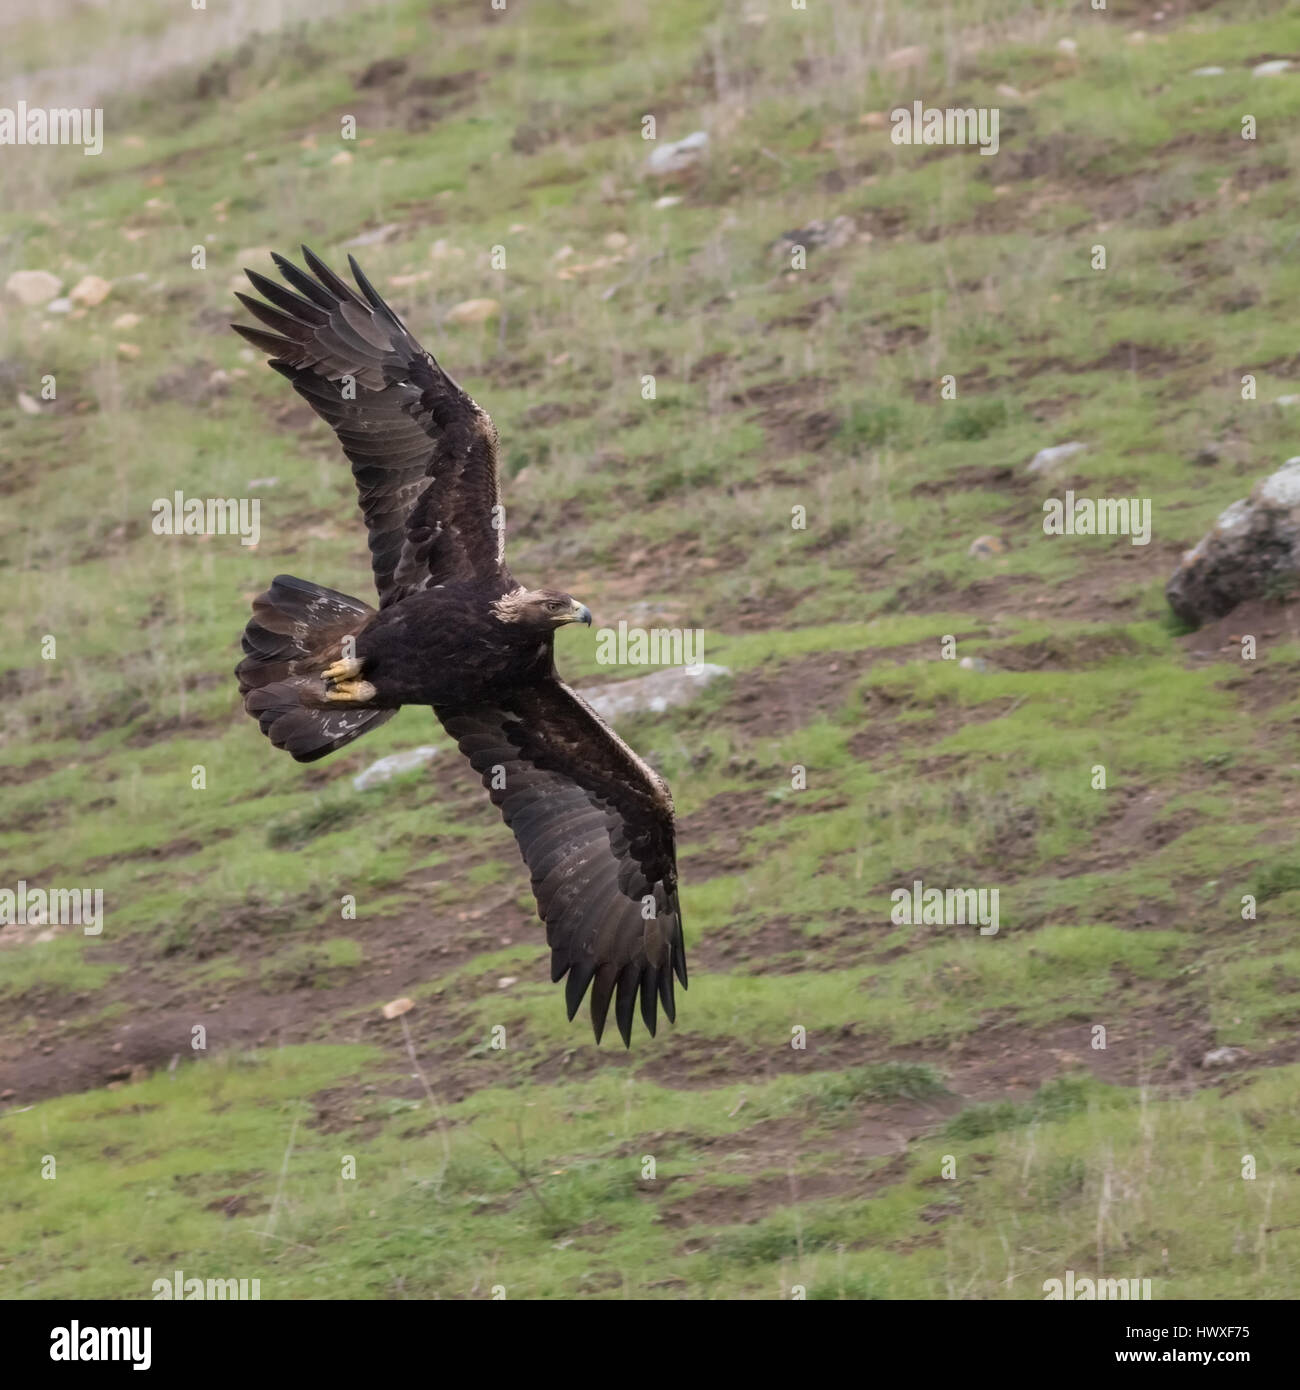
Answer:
2 0 1299 1299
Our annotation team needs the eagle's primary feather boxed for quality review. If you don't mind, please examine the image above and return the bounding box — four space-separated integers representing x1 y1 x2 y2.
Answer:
232 247 685 1045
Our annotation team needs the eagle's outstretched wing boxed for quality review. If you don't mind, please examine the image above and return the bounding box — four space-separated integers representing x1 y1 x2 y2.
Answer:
436 681 687 1046
232 246 508 606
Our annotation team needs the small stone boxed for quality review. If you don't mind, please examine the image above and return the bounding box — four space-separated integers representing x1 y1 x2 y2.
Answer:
497 977 518 989
1201 1046 1248 1068
353 745 439 790
1191 66 1226 76
968 535 1006 558
959 656 990 672
330 150 354 166
445 298 500 326
112 312 142 330
1252 59 1291 77
1027 440 1088 473
381 997 415 1020
1057 38 1078 56
645 130 709 177
653 195 682 209
883 45 927 71
46 297 73 314
116 342 141 359
6 269 63 305
69 274 113 307
16 392 41 416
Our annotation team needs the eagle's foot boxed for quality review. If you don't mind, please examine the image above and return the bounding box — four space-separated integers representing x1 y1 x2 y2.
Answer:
322 655 364 683
323 678 378 704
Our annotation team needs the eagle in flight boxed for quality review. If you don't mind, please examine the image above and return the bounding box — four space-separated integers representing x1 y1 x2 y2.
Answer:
231 247 685 1046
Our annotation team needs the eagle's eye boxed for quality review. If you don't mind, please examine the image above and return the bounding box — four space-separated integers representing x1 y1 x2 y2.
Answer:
545 599 566 612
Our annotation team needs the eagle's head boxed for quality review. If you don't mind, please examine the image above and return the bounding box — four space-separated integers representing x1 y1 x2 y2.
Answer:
491 586 593 629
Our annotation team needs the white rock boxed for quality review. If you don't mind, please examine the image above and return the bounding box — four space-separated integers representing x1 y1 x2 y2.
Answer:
1252 59 1291 76
112 312 142 330
70 274 113 307
1027 440 1088 473
352 745 439 791
5 269 62 306
46 297 73 314
645 131 709 177
580 663 729 722
1057 38 1078 56
1201 1046 1248 1068
445 298 500 326
1191 66 1226 76
653 195 682 209
1275 394 1300 406
343 223 401 247
16 392 42 415
882 45 927 71
1255 457 1300 508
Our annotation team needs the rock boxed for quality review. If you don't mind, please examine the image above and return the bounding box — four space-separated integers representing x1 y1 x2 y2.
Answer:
112 312 142 330
1057 38 1078 56
1027 440 1088 473
352 745 439 790
46 297 73 314
445 298 500 326
645 130 709 177
959 656 990 672
1201 1046 1248 1069
579 663 729 722
968 535 1005 558
1252 59 1291 76
69 274 113 307
496 976 518 989
381 997 415 1020
1191 66 1226 76
1276 394 1300 406
883 45 927 71
996 84 1024 101
116 342 141 359
330 150 354 166
16 392 41 416
769 215 856 260
343 223 401 248
6 269 63 306
653 195 682 209
1167 457 1300 627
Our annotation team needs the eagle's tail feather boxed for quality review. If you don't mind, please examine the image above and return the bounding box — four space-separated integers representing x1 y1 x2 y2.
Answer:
235 574 395 763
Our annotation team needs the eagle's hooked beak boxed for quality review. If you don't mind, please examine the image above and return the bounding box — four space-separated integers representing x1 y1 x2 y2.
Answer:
569 600 593 627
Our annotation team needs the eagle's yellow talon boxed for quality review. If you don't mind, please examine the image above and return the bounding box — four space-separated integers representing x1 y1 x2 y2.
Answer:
324 678 377 704
323 656 363 683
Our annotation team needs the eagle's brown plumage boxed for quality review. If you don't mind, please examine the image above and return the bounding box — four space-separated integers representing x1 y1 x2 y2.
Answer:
231 246 685 1045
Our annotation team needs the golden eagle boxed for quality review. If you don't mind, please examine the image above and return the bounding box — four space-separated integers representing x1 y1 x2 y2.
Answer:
231 247 685 1046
